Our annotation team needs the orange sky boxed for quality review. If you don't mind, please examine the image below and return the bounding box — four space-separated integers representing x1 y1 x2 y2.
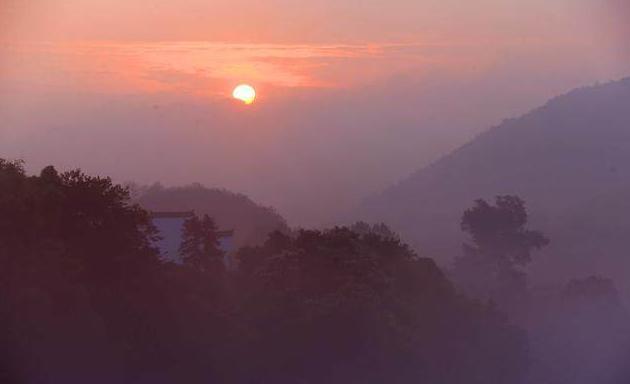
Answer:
1 0 629 225
2 1 626 44
2 0 628 96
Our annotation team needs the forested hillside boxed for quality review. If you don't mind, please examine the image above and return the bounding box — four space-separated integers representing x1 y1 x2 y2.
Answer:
355 78 630 300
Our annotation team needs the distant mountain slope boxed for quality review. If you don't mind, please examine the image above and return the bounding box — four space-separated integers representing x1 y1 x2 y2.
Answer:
137 184 289 249
355 77 630 293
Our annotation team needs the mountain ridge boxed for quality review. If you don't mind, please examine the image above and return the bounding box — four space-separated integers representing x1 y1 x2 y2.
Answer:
354 76 630 298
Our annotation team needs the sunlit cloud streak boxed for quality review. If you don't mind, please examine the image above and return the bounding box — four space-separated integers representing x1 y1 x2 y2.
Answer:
2 36 606 99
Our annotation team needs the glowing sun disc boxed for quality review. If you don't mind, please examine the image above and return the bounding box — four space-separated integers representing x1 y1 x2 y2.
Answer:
232 84 256 104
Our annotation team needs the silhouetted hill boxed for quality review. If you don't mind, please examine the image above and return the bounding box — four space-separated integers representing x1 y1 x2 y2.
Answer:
136 184 289 249
355 77 630 298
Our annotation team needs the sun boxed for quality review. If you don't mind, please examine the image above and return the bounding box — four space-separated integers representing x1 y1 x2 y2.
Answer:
232 84 256 105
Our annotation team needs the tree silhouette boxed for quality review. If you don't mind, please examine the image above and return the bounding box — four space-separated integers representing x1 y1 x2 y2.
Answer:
349 221 400 240
179 214 225 274
1 160 532 383
453 195 549 307
0 160 172 381
235 226 528 384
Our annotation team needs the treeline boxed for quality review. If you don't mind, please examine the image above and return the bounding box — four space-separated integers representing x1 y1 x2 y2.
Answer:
2 160 629 383
449 196 630 384
0 160 527 383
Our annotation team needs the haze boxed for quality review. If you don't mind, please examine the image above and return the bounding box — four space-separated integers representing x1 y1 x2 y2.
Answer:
3 1 630 383
1 0 629 226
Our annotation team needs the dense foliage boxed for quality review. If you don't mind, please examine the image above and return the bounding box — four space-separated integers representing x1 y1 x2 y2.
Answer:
0 160 168 382
453 196 549 309
0 161 531 383
235 228 528 384
452 196 630 384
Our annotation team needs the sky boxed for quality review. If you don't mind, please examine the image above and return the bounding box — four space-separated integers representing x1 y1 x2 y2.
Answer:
1 0 629 226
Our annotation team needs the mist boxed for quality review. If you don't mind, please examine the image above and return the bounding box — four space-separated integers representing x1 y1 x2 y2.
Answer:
1 0 630 383
2 44 629 226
